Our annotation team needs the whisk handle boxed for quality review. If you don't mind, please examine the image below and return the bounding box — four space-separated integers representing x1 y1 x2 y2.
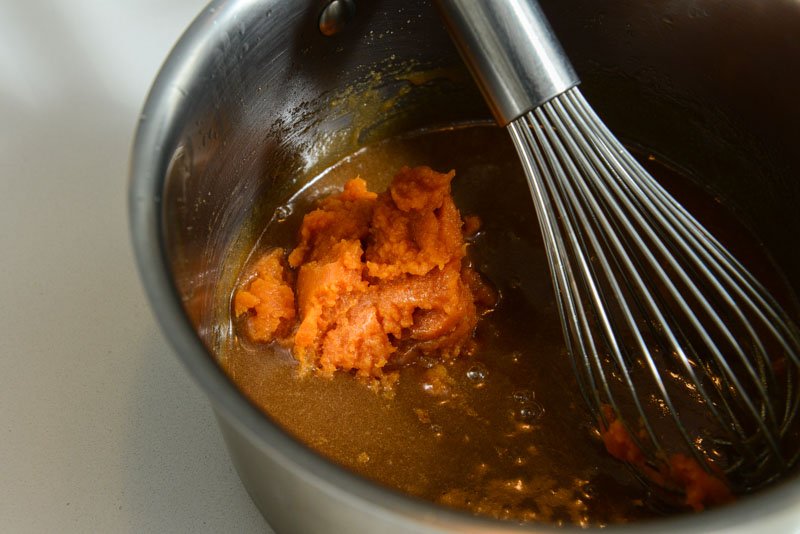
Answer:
434 0 579 125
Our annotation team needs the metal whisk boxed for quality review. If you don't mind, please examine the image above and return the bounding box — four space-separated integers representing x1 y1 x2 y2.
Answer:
436 0 800 495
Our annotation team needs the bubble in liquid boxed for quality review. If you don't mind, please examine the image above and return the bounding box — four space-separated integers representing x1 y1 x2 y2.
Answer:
417 356 437 369
581 482 598 499
515 402 544 424
466 363 488 383
512 389 544 425
512 389 535 403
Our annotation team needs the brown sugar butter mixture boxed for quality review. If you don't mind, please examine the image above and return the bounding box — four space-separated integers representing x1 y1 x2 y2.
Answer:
222 125 778 525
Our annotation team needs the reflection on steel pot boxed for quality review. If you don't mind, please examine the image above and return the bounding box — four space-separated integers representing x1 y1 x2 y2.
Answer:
130 0 800 532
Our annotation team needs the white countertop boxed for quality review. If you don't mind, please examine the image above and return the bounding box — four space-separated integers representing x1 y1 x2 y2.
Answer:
0 1 271 531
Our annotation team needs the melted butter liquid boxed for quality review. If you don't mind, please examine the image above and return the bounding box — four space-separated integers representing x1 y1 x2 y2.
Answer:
219 124 788 525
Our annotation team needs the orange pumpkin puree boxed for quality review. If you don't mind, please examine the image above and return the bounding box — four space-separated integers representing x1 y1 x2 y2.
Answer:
234 166 494 381
599 405 734 511
233 249 295 342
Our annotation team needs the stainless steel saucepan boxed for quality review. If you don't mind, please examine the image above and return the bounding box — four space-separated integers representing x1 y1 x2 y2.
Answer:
130 0 800 531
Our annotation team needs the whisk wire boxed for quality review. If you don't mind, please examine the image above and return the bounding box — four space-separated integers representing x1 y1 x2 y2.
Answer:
508 120 609 421
536 99 729 469
543 97 755 458
511 118 656 455
532 105 676 456
509 87 800 490
565 94 800 454
549 93 785 459
568 91 800 372
562 91 790 418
